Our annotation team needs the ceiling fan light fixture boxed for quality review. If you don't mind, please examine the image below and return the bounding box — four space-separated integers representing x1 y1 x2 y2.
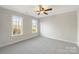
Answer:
34 5 52 15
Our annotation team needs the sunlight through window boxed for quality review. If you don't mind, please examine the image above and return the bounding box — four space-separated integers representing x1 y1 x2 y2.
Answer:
12 16 23 36
32 19 37 33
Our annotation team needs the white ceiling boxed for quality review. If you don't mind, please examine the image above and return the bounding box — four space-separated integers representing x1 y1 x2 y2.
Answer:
0 5 79 18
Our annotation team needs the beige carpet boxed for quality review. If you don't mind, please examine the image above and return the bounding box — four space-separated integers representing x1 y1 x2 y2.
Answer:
0 36 79 54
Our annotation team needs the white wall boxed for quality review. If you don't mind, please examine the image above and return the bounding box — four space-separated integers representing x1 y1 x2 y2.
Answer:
40 11 77 44
77 9 79 46
0 7 39 47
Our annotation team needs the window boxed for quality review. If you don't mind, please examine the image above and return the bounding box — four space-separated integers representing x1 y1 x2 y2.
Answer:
12 16 23 36
32 19 38 33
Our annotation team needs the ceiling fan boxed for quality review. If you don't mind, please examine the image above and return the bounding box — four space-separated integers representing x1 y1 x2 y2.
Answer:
35 5 52 15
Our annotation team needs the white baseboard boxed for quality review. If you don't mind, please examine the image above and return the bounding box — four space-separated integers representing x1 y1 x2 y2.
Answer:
41 35 77 45
0 35 39 48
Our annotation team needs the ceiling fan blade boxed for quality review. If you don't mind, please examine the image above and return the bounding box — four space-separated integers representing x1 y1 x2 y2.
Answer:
37 13 40 15
36 11 40 12
45 8 52 11
44 12 48 15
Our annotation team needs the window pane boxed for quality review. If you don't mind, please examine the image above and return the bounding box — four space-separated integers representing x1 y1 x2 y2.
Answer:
32 19 37 33
12 16 23 36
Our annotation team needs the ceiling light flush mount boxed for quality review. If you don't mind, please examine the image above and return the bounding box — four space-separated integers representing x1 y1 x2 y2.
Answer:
35 5 52 15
